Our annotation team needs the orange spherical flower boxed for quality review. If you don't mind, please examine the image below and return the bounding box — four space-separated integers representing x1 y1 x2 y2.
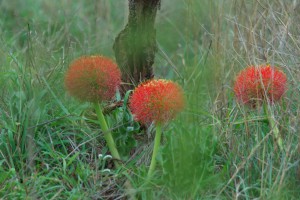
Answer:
64 55 121 102
234 65 287 107
129 79 185 125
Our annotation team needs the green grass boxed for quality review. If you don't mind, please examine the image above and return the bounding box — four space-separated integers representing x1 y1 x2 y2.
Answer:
1 0 300 199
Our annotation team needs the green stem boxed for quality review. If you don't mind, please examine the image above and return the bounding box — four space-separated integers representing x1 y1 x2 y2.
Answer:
263 103 283 151
147 123 162 178
94 102 136 199
260 138 266 198
94 102 121 161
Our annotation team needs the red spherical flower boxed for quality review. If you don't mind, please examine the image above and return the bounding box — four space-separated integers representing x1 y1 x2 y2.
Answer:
129 79 185 125
234 65 287 106
64 55 121 102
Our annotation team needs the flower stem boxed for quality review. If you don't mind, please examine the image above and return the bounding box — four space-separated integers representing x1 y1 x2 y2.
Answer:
94 102 121 161
94 102 136 199
263 103 283 151
147 123 162 178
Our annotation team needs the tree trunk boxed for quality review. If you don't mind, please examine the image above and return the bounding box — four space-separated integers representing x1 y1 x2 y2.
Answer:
113 0 161 93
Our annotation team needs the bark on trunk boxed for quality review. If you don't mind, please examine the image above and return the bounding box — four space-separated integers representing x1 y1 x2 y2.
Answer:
113 0 161 93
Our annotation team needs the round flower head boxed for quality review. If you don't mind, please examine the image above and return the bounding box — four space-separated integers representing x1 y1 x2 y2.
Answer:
129 79 185 125
234 65 287 107
64 56 121 102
